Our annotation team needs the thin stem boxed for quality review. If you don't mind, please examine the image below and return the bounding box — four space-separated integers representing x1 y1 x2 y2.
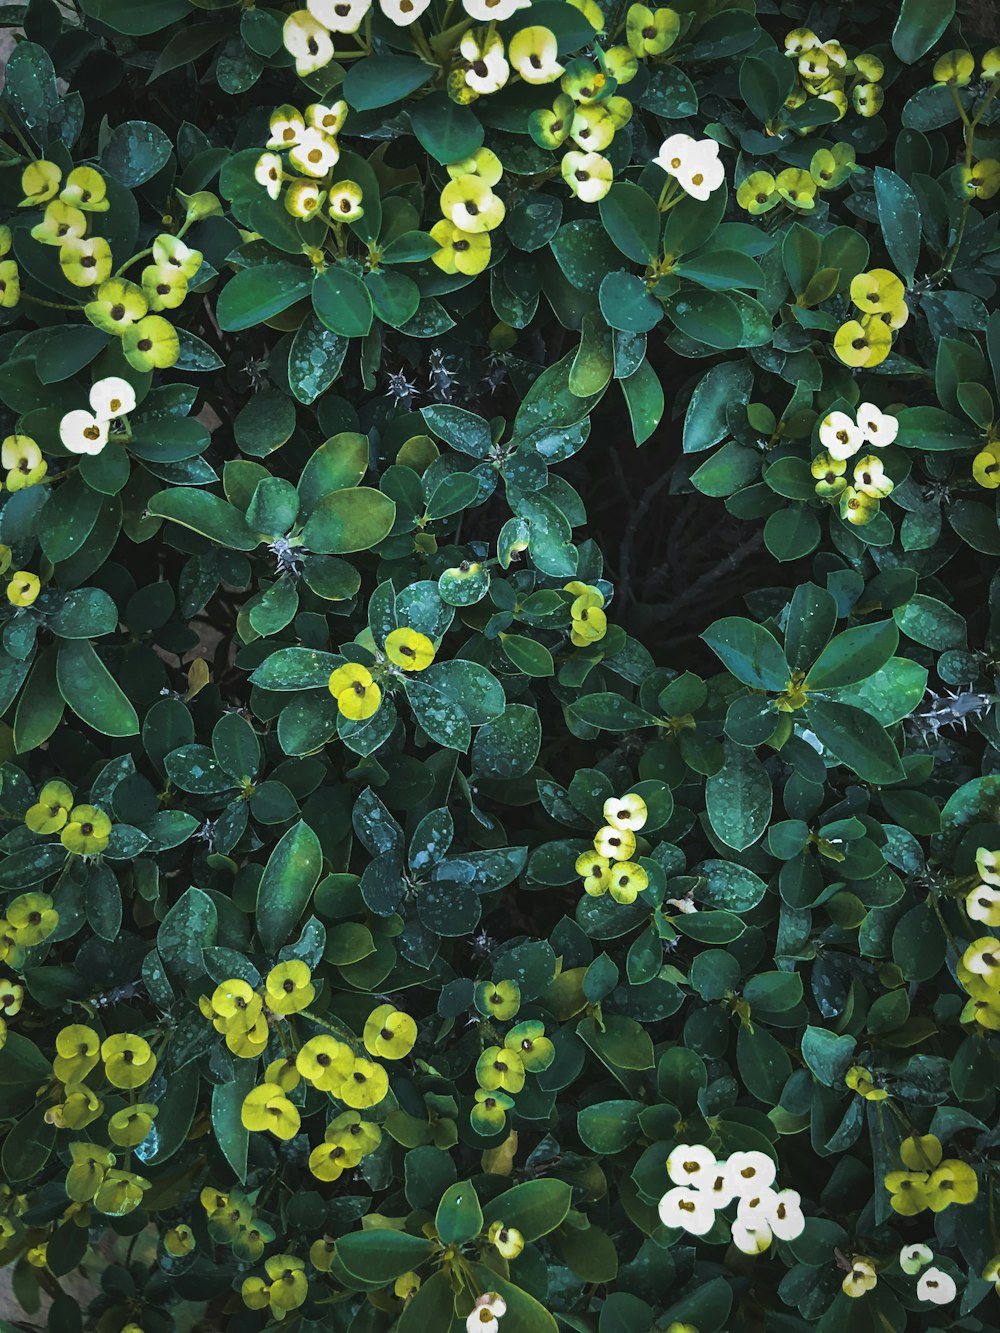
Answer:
18 291 81 312
0 104 37 161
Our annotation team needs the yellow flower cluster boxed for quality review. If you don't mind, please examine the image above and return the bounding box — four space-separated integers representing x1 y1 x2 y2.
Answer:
933 47 1000 87
45 1027 157 1136
242 1254 308 1321
529 58 633 204
966 848 1000 926
565 580 607 646
432 149 505 278
783 28 884 123
255 102 363 226
200 960 315 1057
0 226 18 310
958 902 1000 1031
574 792 649 904
201 1187 273 1260
0 892 59 975
811 403 896 526
884 1133 977 1216
0 979 23 1057
833 268 907 370
26 781 113 854
65 1142 149 1215
737 145 855 216
327 628 435 721
1 434 46 492
473 1018 555 1133
308 1110 382 1181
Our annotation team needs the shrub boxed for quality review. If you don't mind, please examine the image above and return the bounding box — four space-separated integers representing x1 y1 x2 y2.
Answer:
0 1 999 1331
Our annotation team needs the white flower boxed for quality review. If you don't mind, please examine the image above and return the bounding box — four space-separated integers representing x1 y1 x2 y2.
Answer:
768 1189 805 1241
818 410 863 460
255 153 283 200
654 135 724 201
60 409 108 456
977 847 1000 886
843 1258 877 1298
461 31 509 95
283 10 335 76
731 1218 773 1254
916 1267 956 1305
658 1186 715 1235
856 402 899 447
266 107 305 150
736 1187 779 1227
900 1243 933 1275
289 129 340 178
666 1144 717 1189
725 1151 776 1197
699 1165 735 1209
306 101 348 136
89 376 135 421
653 132 697 177
308 0 371 30
510 26 564 85
967 883 1000 923
379 0 432 24
467 1292 507 1333
463 0 531 18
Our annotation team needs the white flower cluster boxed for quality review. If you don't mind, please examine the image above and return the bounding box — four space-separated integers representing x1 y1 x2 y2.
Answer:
844 1245 956 1305
653 134 725 202
59 377 136 457
818 402 898 460
658 1146 803 1254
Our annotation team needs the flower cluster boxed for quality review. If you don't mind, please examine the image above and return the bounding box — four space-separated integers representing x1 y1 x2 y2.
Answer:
658 1145 804 1254
200 961 315 1058
565 579 607 646
327 627 436 721
64 1142 150 1216
0 226 18 309
26 781 113 855
812 402 898 525
471 978 554 1133
432 149 506 276
833 268 908 369
455 24 566 102
844 1245 957 1305
933 46 1000 87
201 1187 274 1262
736 145 855 216
59 377 136 458
242 1253 308 1321
255 102 363 226
783 28 885 123
958 916 1000 1030
538 63 633 204
654 135 724 203
0 892 59 977
575 792 649 904
884 1133 977 1216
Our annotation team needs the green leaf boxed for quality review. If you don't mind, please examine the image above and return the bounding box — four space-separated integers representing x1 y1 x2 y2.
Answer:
257 820 324 953
101 119 172 186
435 1181 483 1245
701 616 789 690
480 1179 573 1240
410 93 483 164
892 0 956 62
288 314 348 405
147 489 259 550
4 41 58 138
470 703 541 779
801 1026 856 1086
56 640 139 737
874 167 921 281
342 54 434 110
698 859 768 911
599 183 660 265
211 1061 256 1185
301 487 396 554
313 265 375 337
621 359 664 446
706 741 772 851
599 271 663 332
78 0 191 34
895 406 982 451
568 693 659 731
216 262 313 332
804 699 905 783
14 648 64 755
806 620 899 690
336 1231 435 1283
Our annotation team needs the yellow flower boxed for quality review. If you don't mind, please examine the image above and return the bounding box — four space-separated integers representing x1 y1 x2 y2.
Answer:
255 152 284 200
0 980 23 1017
53 1024 101 1083
973 442 1000 489
852 455 893 499
241 1083 301 1140
7 891 57 945
476 1045 525 1093
811 451 847 499
283 10 335 76
394 1271 421 1300
328 181 364 223
0 259 18 309
626 3 680 57
310 1238 336 1271
66 1143 115 1202
476 980 520 1021
60 804 112 855
101 1032 156 1089
977 848 1000 885
961 158 1000 200
561 150 613 203
460 31 509 96
968 885 1000 926
446 147 503 187
326 1109 381 1156
885 1170 930 1215
340 1057 389 1109
839 486 880 526
296 1034 353 1091
328 662 382 721
963 936 1000 981
60 167 109 212
933 49 975 85
46 1083 102 1129
363 1004 417 1058
530 95 574 149
20 160 61 207
164 1225 195 1256
983 47 1000 77
440 175 505 234
926 1159 977 1211
845 1065 887 1101
123 315 180 371
141 263 188 312
736 171 779 214
901 1133 942 1170
309 1138 360 1181
25 780 74 834
833 317 891 368
842 1257 877 1297
152 234 203 280
264 1056 301 1092
26 1244 47 1269
30 201 87 247
430 219 491 276
211 978 261 1025
604 45 639 84
242 1276 271 1311
108 1103 158 1147
385 627 435 671
3 433 46 492
810 145 855 190
594 824 636 861
488 1220 524 1259
265 960 315 1015
267 104 306 149
853 83 884 117
509 26 564 84
607 860 649 904
8 572 40 606
59 236 112 287
774 168 816 211
850 268 905 314
289 128 340 178
505 1020 554 1072
471 1087 513 1133
84 278 148 335
603 793 647 832
570 104 616 153
265 1255 308 1313
576 850 612 896
307 100 347 136
93 1168 149 1216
